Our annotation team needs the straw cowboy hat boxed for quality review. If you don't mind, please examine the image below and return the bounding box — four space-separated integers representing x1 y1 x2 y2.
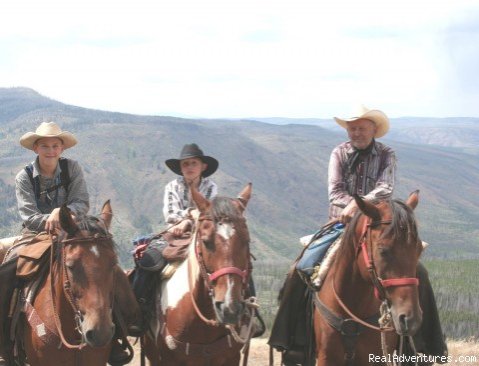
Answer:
165 143 219 177
334 105 390 138
20 122 77 150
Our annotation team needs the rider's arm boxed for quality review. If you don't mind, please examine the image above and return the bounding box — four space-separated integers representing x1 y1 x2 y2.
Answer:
328 146 353 209
163 180 191 225
65 159 90 217
363 149 396 203
15 170 48 232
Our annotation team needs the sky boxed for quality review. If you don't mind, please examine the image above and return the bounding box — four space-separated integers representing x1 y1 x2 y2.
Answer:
1 0 479 118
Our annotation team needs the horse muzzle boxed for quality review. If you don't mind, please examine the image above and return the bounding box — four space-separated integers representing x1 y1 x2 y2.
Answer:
391 306 423 336
214 300 245 325
81 316 115 347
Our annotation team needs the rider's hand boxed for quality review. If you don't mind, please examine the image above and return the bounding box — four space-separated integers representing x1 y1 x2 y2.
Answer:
134 243 149 260
340 200 358 224
168 219 192 238
45 208 62 234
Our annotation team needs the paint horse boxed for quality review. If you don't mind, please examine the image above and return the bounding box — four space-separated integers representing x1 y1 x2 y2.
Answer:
314 192 423 366
21 201 131 366
144 183 256 366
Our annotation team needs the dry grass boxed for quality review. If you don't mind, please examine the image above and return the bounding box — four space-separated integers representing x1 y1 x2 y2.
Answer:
129 338 479 365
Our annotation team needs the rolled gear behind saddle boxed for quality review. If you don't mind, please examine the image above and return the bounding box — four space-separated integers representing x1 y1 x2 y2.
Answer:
136 238 168 271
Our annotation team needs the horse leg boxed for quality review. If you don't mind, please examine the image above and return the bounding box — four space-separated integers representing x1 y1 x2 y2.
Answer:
222 351 241 366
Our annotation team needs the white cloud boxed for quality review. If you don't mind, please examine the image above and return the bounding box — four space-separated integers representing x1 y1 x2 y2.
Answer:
1 0 478 117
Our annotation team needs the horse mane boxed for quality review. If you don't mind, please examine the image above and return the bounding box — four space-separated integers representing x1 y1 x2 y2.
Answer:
56 214 117 254
74 215 108 235
210 197 242 222
338 198 419 259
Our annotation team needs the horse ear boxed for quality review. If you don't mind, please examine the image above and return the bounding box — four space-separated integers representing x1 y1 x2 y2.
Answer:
190 184 210 213
353 194 381 222
406 190 419 210
59 204 78 236
237 183 252 210
100 200 113 229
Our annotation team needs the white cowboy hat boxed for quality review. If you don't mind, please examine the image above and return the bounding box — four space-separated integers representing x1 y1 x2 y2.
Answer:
20 122 77 150
334 105 390 138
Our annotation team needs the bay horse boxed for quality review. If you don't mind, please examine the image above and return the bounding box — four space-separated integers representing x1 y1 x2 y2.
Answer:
20 201 130 366
144 183 256 366
314 192 423 366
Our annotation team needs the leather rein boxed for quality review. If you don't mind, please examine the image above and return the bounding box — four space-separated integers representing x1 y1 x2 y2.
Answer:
329 216 419 332
49 232 115 349
188 200 252 327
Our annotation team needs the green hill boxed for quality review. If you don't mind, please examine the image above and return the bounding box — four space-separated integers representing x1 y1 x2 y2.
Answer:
0 87 478 267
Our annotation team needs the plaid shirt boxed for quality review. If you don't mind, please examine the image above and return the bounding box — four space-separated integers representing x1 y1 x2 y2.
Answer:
163 177 217 225
328 140 396 219
15 158 90 232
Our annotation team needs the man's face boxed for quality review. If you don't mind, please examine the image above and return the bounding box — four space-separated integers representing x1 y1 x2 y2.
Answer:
346 119 377 149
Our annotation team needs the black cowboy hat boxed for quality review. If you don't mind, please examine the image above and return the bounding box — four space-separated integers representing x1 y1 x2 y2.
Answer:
165 143 219 177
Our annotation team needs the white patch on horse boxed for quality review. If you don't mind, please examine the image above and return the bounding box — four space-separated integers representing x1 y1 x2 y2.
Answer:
217 222 235 240
225 276 234 309
161 239 198 314
90 245 99 257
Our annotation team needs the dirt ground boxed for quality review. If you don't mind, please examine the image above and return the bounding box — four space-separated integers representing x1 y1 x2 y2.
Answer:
129 338 479 365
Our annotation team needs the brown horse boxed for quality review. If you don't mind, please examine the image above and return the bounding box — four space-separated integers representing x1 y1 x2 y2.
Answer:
20 201 127 366
314 192 423 366
144 183 256 366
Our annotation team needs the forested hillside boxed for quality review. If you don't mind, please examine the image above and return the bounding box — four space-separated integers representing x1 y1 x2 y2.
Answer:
1 88 478 264
1 87 478 340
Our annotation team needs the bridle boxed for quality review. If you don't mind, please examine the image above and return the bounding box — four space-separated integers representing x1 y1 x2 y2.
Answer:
49 232 115 349
331 215 419 332
188 199 252 326
357 217 419 301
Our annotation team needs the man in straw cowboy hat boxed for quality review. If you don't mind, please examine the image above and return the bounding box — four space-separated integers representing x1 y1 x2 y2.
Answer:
0 122 139 365
329 105 395 223
269 106 447 365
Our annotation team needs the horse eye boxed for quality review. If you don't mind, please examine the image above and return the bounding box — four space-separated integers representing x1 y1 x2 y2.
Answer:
378 246 393 260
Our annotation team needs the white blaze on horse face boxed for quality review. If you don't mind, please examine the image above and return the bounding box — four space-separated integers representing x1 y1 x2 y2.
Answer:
217 222 235 240
225 276 234 309
90 245 100 258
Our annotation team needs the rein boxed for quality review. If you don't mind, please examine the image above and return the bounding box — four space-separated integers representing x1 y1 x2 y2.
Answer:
185 203 256 342
49 233 114 350
188 209 252 327
316 215 421 365
358 218 419 301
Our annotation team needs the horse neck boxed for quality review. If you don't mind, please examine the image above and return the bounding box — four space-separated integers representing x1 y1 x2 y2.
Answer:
48 258 77 334
328 230 378 315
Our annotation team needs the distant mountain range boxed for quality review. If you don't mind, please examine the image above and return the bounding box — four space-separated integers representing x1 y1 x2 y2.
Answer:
1 87 478 266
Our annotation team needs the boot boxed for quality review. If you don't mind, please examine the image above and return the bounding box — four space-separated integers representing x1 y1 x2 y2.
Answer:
108 338 130 366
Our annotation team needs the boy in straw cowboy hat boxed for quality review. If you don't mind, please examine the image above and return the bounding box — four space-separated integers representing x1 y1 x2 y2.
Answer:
16 121 89 235
269 106 447 364
0 122 139 365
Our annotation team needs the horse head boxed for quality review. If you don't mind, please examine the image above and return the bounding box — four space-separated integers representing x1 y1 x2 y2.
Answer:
353 191 423 336
191 183 252 325
57 200 117 347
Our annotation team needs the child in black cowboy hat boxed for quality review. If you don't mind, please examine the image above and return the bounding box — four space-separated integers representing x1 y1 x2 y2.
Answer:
163 143 218 236
130 143 219 332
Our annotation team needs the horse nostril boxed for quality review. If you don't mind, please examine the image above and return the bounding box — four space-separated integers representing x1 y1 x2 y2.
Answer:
398 314 408 333
214 301 224 312
85 329 95 343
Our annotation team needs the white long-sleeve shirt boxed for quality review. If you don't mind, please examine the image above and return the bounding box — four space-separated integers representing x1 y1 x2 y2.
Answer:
162 177 217 225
